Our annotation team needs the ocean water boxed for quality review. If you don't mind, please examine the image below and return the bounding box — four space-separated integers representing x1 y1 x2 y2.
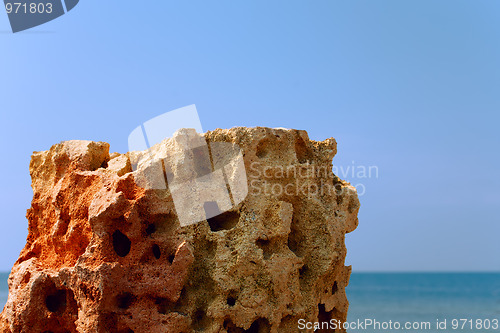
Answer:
346 273 500 332
0 272 498 332
0 272 8 311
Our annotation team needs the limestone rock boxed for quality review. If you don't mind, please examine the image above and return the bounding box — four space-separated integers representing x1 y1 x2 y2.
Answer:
0 127 359 333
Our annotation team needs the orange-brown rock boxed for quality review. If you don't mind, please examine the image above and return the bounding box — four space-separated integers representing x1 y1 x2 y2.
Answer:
0 127 359 333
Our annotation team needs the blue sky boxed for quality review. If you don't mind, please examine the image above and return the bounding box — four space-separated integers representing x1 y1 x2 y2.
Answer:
0 0 499 271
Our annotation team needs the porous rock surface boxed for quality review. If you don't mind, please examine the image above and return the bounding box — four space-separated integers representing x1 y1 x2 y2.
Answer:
0 127 359 333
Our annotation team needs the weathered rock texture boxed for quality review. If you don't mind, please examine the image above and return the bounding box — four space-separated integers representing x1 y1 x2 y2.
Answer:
0 127 359 333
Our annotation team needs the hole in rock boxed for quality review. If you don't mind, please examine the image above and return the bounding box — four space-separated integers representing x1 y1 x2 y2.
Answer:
205 203 240 232
294 135 313 164
113 230 131 257
299 264 308 277
287 232 301 257
317 304 334 333
256 138 271 158
256 239 269 247
287 212 305 257
167 253 175 264
226 296 236 306
22 272 31 285
45 289 67 313
333 184 343 197
247 318 271 333
145 223 156 235
332 281 338 294
152 244 161 259
256 238 274 260
116 292 136 309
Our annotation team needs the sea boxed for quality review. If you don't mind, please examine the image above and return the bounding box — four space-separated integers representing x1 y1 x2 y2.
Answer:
0 272 8 311
346 273 500 332
0 272 498 332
